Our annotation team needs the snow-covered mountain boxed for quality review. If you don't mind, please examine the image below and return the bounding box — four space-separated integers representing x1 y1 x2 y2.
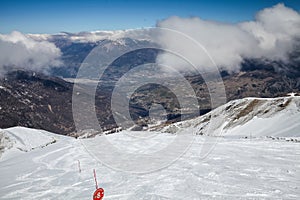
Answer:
160 96 300 138
0 96 299 199
28 29 152 43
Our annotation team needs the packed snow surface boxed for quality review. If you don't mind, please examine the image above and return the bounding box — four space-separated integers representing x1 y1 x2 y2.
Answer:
0 97 300 199
0 129 299 199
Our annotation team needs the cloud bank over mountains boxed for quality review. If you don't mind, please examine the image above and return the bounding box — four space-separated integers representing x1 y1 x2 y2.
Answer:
0 4 299 75
0 31 62 75
156 4 300 72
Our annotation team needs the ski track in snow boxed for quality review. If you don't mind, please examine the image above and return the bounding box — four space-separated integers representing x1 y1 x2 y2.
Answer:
0 130 299 200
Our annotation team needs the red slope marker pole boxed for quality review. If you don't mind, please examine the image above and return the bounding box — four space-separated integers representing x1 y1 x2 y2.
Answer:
93 169 104 200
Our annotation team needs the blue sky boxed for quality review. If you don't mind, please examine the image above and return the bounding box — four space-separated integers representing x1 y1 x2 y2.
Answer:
0 0 299 34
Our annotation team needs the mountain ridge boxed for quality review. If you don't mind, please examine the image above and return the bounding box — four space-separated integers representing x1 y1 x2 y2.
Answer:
158 96 300 139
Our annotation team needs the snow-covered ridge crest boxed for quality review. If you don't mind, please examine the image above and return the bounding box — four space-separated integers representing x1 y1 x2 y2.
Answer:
160 96 300 138
0 127 64 157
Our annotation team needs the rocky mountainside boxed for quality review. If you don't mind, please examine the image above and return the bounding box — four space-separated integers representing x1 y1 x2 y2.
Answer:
0 71 74 134
1 67 299 135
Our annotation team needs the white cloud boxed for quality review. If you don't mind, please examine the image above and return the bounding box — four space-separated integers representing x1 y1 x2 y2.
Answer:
0 31 62 75
156 4 300 72
240 3 300 61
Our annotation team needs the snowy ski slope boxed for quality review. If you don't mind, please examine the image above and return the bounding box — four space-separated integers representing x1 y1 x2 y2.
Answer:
0 97 299 199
